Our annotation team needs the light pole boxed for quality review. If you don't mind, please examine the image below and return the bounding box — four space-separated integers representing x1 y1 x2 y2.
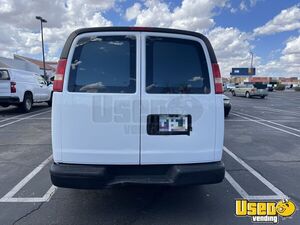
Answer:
36 16 47 79
249 51 254 68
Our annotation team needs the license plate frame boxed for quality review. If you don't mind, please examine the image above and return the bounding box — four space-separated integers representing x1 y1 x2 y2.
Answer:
147 114 192 135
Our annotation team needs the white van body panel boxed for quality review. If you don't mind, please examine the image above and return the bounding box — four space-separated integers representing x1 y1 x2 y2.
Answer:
53 32 141 164
52 31 224 165
140 32 221 164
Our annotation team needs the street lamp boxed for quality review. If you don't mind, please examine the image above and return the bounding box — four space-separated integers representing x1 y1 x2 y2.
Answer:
249 51 254 69
36 16 47 79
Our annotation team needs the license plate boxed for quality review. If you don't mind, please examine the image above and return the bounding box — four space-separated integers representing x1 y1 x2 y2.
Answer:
159 115 189 132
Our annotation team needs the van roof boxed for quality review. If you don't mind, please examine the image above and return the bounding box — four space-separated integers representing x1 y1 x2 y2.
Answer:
60 27 217 64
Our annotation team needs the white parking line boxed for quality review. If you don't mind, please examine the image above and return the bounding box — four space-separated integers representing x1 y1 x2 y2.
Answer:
224 146 288 200
234 111 300 133
231 113 300 138
0 108 50 123
225 172 248 198
0 186 57 203
0 146 289 202
0 155 57 203
15 117 51 120
253 106 300 116
0 109 51 129
226 119 300 122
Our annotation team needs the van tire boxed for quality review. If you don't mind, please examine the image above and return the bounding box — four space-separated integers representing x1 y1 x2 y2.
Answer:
260 96 265 99
245 92 250 98
20 92 33 113
47 92 53 107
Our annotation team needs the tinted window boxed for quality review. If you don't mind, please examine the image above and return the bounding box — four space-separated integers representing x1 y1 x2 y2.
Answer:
68 36 136 93
37 76 47 85
0 70 9 80
146 37 210 94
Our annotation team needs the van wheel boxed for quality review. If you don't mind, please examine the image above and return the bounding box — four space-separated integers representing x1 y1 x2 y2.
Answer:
260 96 265 99
232 91 236 96
47 92 53 107
245 92 250 98
0 104 10 108
20 93 33 113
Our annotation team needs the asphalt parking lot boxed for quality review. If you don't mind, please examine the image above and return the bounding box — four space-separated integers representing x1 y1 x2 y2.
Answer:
0 92 299 225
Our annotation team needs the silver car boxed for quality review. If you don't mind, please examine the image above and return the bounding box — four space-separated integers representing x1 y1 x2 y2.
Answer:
232 84 268 99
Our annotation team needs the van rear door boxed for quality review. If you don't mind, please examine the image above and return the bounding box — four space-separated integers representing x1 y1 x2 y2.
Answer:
58 32 141 164
140 33 217 164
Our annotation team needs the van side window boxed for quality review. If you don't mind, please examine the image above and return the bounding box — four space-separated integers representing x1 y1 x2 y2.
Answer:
0 70 9 80
68 36 136 93
146 37 210 94
37 76 47 85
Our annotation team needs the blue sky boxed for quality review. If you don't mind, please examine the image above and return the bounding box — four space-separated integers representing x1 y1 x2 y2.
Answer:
102 0 300 76
214 0 300 63
0 0 299 77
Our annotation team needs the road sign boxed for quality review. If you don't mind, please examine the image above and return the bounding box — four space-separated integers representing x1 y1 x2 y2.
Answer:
230 68 256 76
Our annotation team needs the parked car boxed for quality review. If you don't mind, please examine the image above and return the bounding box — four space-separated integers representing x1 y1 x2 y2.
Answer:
0 68 53 112
50 27 225 189
223 95 231 117
267 84 274 92
232 84 267 98
224 83 236 92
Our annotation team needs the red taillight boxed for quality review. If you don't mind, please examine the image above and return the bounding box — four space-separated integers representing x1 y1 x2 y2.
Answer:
130 27 153 31
212 63 223 94
53 59 67 92
10 82 16 93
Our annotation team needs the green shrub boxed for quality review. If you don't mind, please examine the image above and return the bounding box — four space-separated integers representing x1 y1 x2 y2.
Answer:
274 84 285 91
294 86 300 92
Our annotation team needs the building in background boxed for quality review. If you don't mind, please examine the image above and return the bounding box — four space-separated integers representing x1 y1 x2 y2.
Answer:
0 56 40 74
0 55 57 81
14 55 57 80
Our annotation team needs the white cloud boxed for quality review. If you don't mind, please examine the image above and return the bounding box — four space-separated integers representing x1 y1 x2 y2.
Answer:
239 1 248 11
125 3 142 21
258 35 300 76
254 4 300 36
230 8 238 13
125 0 259 77
229 0 261 13
207 27 257 77
283 36 300 55
0 0 115 61
126 0 227 32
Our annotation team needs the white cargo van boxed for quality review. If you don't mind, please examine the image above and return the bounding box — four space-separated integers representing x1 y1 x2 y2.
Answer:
50 27 224 188
0 68 53 112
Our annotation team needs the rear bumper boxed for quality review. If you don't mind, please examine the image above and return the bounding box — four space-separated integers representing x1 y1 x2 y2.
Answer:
50 161 225 189
0 96 20 104
250 92 268 97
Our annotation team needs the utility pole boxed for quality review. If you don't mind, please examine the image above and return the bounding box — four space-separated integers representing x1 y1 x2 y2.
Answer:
250 51 254 68
36 16 47 79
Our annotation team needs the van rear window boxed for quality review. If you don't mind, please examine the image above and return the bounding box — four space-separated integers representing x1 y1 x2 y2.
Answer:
0 70 9 80
68 36 136 93
146 37 210 94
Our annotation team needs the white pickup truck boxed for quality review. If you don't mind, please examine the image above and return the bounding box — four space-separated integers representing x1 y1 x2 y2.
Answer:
0 68 53 112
